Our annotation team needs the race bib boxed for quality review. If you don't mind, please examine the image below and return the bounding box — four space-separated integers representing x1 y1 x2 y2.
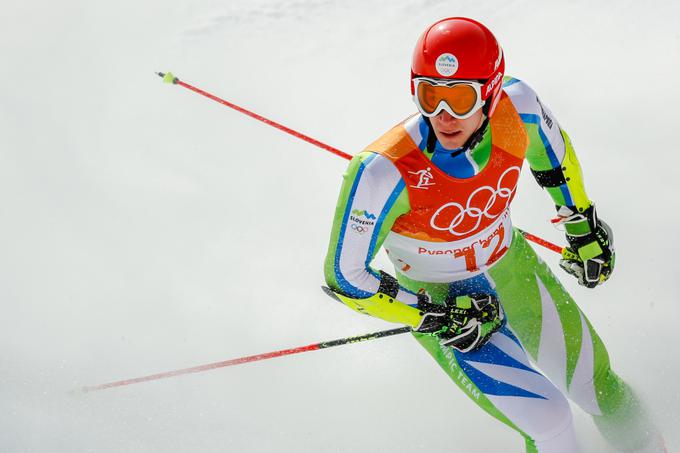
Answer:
384 211 513 282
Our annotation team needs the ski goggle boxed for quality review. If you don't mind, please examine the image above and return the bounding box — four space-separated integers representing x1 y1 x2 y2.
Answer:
413 78 486 120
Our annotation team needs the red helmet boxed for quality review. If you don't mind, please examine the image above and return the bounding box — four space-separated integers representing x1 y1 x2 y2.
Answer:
411 17 505 117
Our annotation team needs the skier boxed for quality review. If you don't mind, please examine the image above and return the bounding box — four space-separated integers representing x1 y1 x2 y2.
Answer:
323 17 664 453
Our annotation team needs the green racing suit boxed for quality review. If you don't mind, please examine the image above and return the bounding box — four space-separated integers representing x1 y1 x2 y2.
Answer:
323 77 662 453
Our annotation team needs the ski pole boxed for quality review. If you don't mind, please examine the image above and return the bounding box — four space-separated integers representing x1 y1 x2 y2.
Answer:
81 326 411 392
156 71 564 255
515 228 563 254
156 72 352 160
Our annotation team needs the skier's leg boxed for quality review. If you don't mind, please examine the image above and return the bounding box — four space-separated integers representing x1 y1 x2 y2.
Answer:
413 327 580 453
399 273 581 453
489 229 664 453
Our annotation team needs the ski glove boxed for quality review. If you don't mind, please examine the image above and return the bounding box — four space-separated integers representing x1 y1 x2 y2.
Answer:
554 205 615 288
415 294 504 353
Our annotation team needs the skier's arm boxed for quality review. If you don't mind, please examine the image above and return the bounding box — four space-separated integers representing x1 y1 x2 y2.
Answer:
506 78 615 286
503 78 591 211
323 152 429 328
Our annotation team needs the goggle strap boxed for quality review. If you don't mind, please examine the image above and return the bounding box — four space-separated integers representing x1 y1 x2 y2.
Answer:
481 59 505 100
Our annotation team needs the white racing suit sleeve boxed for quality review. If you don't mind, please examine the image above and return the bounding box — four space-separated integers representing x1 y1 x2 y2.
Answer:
323 152 419 305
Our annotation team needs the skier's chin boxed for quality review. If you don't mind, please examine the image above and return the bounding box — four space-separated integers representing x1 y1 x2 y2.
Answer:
434 130 466 150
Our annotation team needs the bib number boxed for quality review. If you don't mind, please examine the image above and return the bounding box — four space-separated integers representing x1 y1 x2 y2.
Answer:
454 223 508 272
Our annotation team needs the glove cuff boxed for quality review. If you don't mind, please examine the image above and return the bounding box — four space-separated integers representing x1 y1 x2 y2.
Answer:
554 205 613 262
553 204 596 237
377 270 400 298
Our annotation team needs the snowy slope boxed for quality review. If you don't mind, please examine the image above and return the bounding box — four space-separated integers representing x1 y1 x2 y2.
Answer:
1 0 679 452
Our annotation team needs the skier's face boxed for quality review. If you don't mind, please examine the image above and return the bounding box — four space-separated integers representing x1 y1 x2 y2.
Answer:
430 108 485 150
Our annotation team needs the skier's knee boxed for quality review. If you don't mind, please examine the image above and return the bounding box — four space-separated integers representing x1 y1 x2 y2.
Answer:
567 348 614 414
516 391 574 446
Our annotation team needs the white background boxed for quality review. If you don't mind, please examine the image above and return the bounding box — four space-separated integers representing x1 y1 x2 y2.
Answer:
2 0 679 451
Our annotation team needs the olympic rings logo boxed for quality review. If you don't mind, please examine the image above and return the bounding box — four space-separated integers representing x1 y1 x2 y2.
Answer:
351 223 371 234
430 166 520 236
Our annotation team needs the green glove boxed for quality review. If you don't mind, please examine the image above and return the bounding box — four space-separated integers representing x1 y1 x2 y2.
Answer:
554 205 615 288
416 294 504 353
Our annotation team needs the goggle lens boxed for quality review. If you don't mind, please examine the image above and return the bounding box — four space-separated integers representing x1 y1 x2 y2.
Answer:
415 80 479 116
